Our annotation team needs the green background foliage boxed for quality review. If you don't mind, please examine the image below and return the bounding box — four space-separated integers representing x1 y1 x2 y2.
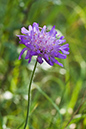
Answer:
0 0 86 129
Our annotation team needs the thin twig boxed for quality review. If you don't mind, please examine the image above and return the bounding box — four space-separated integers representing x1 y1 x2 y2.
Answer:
64 91 86 129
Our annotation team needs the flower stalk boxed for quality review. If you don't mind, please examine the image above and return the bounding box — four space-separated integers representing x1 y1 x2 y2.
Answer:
24 59 37 129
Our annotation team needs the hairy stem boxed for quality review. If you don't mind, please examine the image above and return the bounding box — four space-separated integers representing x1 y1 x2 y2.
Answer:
24 60 37 129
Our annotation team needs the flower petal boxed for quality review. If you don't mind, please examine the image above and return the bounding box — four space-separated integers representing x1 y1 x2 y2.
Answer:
33 22 39 32
44 54 49 60
49 25 57 36
61 50 69 54
59 44 69 54
37 56 43 64
28 56 32 63
21 27 29 34
55 60 63 67
41 25 46 33
56 53 67 59
25 51 30 59
44 58 54 66
60 36 64 40
18 48 27 60
58 39 66 44
28 25 32 31
50 57 63 67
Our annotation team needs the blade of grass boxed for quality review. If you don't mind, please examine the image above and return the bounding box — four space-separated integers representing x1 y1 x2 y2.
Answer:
35 84 63 128
68 79 83 109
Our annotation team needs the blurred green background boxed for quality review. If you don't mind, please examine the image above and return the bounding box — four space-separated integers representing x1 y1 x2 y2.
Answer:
0 0 86 129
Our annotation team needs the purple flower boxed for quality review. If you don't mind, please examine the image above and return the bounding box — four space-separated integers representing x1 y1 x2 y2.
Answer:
17 22 69 67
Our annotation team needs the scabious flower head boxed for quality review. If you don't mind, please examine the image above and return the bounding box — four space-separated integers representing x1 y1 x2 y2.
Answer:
17 22 69 67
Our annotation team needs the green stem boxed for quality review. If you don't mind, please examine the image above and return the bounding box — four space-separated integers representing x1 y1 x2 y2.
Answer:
24 60 37 129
